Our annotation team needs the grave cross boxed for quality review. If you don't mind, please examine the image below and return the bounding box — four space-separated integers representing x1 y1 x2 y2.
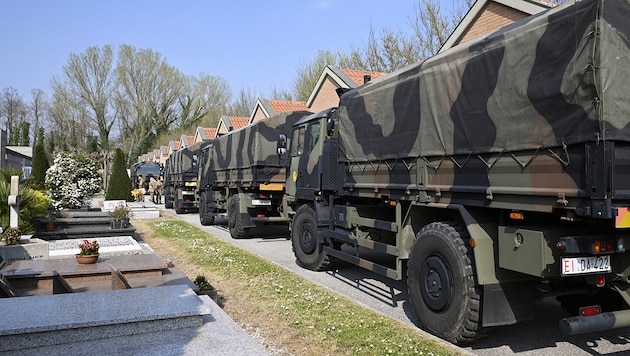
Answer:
8 176 21 228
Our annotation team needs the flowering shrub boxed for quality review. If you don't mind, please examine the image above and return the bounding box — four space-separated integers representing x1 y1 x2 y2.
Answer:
79 239 99 255
45 152 102 210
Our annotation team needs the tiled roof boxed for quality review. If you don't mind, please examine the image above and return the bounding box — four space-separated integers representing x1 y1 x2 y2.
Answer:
229 116 249 130
341 69 387 86
186 135 194 146
204 127 217 139
268 100 308 114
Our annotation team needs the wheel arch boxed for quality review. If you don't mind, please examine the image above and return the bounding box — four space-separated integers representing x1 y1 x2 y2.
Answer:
400 203 498 285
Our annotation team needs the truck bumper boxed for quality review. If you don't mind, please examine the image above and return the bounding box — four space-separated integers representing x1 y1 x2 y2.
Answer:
559 309 630 335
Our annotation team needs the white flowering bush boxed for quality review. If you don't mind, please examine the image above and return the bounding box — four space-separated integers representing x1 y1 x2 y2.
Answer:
45 152 102 210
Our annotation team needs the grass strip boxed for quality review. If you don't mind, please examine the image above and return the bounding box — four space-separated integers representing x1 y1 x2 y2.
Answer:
148 219 463 356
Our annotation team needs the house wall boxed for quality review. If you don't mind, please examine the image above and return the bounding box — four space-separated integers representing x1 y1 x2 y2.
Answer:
251 107 268 121
309 76 343 113
459 2 529 44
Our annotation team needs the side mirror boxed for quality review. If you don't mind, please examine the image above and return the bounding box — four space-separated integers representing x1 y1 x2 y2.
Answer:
277 134 287 156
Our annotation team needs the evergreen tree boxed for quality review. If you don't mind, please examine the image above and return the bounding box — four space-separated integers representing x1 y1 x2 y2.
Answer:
30 128 49 190
86 134 98 153
105 148 133 201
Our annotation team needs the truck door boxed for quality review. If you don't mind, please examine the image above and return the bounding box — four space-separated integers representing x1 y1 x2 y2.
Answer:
287 120 322 200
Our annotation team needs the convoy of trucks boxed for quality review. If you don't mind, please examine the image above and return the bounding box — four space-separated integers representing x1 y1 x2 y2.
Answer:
148 0 630 345
163 141 204 213
197 111 311 238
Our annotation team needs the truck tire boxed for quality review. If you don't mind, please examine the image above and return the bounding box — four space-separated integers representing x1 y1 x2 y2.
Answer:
164 187 173 209
199 194 215 226
174 188 185 214
407 222 484 344
291 204 335 271
228 194 249 239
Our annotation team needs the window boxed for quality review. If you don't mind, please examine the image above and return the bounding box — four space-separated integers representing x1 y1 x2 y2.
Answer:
307 122 320 153
290 127 305 156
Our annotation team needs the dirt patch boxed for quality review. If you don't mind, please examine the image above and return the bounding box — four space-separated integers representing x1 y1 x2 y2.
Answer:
134 218 327 356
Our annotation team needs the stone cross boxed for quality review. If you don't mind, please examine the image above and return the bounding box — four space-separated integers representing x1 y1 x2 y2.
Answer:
8 176 21 228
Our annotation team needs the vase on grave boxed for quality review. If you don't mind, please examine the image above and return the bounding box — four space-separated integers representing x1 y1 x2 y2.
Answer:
76 254 99 264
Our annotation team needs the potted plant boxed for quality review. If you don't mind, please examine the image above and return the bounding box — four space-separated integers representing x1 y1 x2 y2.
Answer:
3 227 20 246
109 203 132 229
76 239 100 264
194 275 218 302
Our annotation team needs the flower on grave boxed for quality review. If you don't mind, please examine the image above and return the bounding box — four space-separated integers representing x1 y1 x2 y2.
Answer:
131 189 145 198
109 203 133 220
3 227 20 246
79 239 99 255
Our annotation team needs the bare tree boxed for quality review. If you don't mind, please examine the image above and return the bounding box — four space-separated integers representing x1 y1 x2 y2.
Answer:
292 50 352 102
227 87 258 117
115 44 184 161
49 77 92 152
179 72 231 130
410 0 473 58
30 89 47 145
56 45 117 151
0 87 28 144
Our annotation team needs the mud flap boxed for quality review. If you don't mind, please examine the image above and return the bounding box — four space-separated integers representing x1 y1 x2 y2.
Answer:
482 281 536 327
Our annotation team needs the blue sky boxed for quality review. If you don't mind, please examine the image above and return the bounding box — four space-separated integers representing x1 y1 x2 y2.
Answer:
0 1 417 101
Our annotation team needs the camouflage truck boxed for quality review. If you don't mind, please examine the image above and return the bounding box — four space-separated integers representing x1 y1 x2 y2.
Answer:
163 141 205 213
197 111 311 238
278 0 630 344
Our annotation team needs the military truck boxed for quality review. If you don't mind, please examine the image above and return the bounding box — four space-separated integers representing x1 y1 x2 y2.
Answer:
164 141 205 213
278 0 630 344
130 161 162 190
197 111 311 238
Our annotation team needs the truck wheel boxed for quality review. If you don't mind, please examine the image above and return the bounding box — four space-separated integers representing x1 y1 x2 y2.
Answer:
291 204 335 271
174 188 185 214
407 222 483 344
164 187 173 209
199 194 215 226
228 194 249 239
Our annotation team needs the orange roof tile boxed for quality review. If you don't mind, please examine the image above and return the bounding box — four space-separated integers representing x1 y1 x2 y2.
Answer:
204 127 217 139
341 69 387 86
268 100 308 114
229 116 249 130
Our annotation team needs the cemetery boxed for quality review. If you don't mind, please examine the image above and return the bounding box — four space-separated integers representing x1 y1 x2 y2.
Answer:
0 176 268 354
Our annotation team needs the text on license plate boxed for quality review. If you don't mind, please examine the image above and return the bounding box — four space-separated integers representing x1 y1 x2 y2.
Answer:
562 256 611 276
251 199 271 206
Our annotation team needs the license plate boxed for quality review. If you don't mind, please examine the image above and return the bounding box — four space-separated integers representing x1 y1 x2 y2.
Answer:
251 199 271 206
561 256 611 276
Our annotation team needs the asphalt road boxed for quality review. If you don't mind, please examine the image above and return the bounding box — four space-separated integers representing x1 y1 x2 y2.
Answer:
163 208 630 355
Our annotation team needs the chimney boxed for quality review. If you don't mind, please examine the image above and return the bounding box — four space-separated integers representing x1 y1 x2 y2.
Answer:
363 75 371 84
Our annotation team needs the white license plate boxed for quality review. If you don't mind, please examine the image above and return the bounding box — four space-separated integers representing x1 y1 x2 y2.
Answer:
251 199 271 206
561 256 611 276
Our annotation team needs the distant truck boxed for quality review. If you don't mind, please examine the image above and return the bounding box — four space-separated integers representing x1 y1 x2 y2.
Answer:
197 111 311 238
130 162 162 190
277 0 630 344
163 141 205 213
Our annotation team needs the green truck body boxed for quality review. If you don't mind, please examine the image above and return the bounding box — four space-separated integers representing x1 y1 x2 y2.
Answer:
281 0 630 343
197 111 311 238
164 141 204 213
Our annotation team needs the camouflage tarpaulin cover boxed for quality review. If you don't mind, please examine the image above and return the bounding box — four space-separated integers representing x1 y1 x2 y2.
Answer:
212 111 312 170
337 0 630 162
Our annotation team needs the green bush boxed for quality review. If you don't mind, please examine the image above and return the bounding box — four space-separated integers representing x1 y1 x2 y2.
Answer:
30 128 50 190
105 148 133 202
0 170 51 234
